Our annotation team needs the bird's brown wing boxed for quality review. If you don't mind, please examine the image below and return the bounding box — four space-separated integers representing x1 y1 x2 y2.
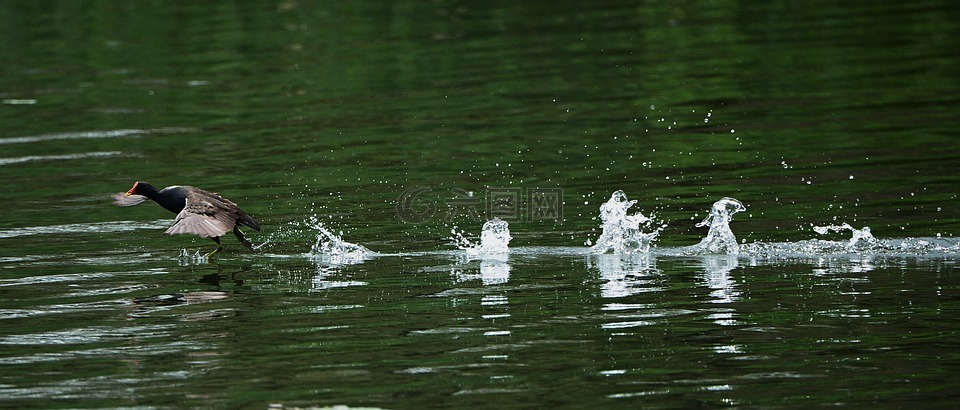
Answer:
113 193 147 207
164 196 237 238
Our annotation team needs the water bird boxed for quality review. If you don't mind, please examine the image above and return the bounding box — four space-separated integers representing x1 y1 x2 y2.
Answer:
113 181 260 257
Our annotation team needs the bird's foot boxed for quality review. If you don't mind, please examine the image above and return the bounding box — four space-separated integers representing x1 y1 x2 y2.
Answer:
204 244 223 259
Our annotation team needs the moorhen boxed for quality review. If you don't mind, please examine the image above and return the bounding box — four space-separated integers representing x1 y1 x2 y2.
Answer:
113 181 261 257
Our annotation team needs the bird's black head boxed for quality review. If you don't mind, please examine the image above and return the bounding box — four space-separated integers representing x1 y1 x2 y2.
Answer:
126 181 156 197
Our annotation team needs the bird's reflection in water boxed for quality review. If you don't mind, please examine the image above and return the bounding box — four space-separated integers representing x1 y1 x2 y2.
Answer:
198 270 244 288
190 263 249 287
130 291 231 320
129 264 248 318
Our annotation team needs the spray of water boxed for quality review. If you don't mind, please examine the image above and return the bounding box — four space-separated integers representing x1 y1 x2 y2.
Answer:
590 190 662 254
813 223 877 249
177 248 207 265
739 220 960 258
451 218 512 256
305 216 372 257
680 197 745 256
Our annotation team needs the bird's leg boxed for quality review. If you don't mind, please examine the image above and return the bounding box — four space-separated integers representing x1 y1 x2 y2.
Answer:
205 236 223 258
233 226 256 252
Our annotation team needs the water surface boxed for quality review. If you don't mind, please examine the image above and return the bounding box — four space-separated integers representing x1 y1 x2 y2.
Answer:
2 1 959 408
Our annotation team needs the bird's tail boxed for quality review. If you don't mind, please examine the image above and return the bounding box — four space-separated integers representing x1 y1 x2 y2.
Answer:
237 212 261 231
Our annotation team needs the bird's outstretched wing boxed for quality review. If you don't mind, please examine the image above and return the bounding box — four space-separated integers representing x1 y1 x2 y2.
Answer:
113 193 147 207
164 196 236 238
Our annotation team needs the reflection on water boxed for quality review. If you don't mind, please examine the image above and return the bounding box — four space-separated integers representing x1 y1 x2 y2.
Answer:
588 253 661 298
312 263 368 290
452 253 511 286
699 256 741 305
0 220 171 239
0 247 958 407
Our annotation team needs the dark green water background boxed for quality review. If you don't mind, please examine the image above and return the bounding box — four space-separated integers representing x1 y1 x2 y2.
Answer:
2 1 959 408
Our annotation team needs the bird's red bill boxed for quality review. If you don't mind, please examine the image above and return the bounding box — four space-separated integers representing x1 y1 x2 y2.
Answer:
126 181 140 196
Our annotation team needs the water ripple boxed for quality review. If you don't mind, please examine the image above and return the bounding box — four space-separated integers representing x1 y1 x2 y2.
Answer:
0 273 117 287
0 219 171 239
0 151 124 166
0 324 172 346
0 127 196 145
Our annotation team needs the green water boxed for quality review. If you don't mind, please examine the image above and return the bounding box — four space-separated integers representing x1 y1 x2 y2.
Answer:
2 1 960 408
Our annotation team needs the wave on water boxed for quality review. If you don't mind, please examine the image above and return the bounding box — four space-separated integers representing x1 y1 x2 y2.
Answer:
0 127 195 145
0 151 125 166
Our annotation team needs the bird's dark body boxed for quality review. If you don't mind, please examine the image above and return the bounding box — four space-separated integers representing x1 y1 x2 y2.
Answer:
153 186 189 214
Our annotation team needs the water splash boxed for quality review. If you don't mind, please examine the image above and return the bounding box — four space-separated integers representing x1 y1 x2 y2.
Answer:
177 249 207 265
740 219 960 258
680 197 745 256
449 227 474 251
476 218 512 254
813 223 877 249
590 190 662 254
305 216 372 258
452 218 512 256
251 216 373 264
